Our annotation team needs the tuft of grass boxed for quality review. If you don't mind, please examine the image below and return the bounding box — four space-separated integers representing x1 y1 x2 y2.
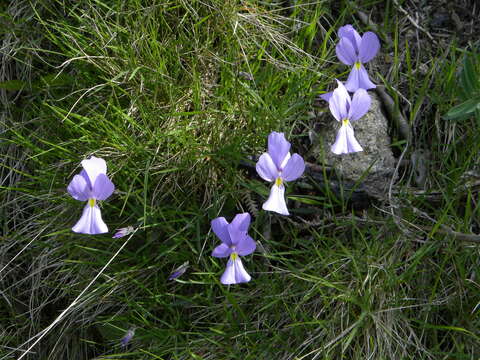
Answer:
1 0 480 359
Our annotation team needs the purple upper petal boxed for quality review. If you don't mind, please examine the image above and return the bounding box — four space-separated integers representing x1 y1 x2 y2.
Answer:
348 89 371 121
345 64 376 92
256 153 278 182
338 25 361 52
230 213 251 233
282 153 305 182
329 80 350 121
336 37 357 66
267 132 291 170
359 32 380 63
81 156 107 187
227 227 245 249
67 173 91 201
236 235 256 256
93 173 115 200
211 217 231 246
227 214 250 246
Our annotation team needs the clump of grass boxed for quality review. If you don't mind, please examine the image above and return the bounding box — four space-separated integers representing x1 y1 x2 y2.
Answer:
1 0 480 359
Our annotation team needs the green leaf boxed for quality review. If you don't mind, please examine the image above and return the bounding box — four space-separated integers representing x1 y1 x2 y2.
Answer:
444 98 480 120
460 53 479 96
0 79 27 91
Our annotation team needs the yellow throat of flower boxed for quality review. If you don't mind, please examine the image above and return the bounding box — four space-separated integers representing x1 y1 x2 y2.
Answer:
275 177 283 186
342 118 350 126
88 198 96 207
230 252 238 261
355 61 361 69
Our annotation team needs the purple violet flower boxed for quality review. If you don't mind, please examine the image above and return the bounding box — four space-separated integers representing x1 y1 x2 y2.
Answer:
329 80 371 155
168 261 189 280
112 226 135 239
256 132 305 215
67 156 115 234
336 24 380 92
211 213 256 285
120 327 135 347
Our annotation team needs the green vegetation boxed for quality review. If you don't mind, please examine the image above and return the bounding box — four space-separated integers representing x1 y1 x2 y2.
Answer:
1 0 479 359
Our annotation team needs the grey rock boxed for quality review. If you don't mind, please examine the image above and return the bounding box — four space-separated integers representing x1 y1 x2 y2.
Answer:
312 91 396 199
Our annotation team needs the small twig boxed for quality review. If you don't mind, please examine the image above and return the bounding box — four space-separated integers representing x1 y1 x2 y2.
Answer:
355 10 393 46
387 143 413 238
432 226 480 243
413 207 480 243
392 0 434 41
285 213 385 230
376 85 411 141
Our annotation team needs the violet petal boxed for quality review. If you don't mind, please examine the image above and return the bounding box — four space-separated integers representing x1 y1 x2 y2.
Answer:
331 124 349 155
345 65 376 92
331 124 363 155
233 257 251 283
236 235 256 256
81 156 107 187
168 261 189 280
345 66 360 92
356 64 376 90
345 124 363 153
256 153 278 182
267 132 291 170
93 173 115 200
329 80 350 121
211 217 231 246
359 32 380 63
72 203 108 234
227 213 251 245
120 329 135 347
212 243 231 258
220 256 251 285
226 226 246 248
112 226 134 239
338 24 362 52
262 184 289 215
349 88 371 122
67 174 90 201
230 212 251 233
282 153 305 182
336 37 357 66
320 92 333 102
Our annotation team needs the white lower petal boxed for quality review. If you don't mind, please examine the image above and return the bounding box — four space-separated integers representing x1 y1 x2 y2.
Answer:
331 125 348 154
220 255 251 285
262 184 289 215
72 203 108 235
331 124 363 155
233 257 251 283
345 125 363 153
